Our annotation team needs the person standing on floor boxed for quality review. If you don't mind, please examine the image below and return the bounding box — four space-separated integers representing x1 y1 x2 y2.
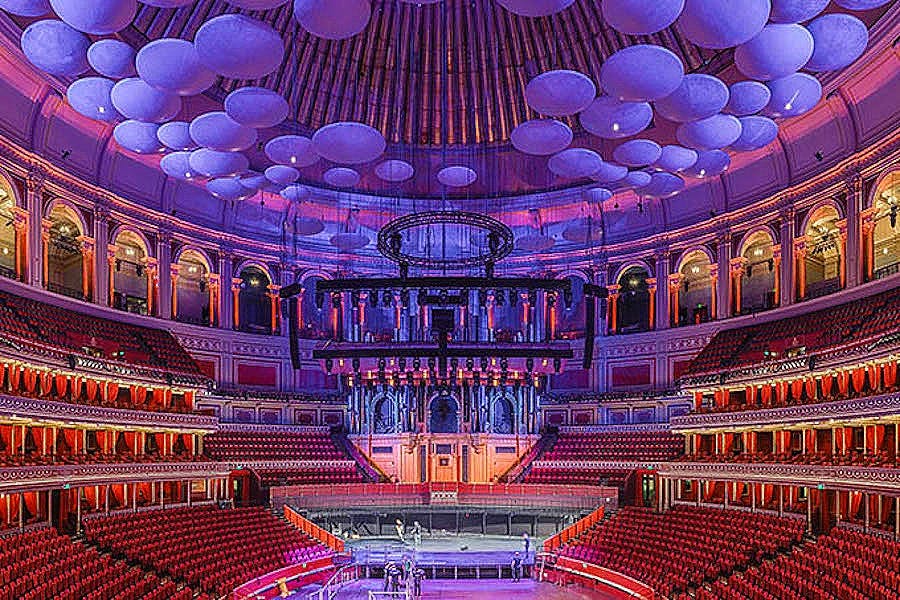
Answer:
522 532 530 556
511 552 523 582
413 567 425 597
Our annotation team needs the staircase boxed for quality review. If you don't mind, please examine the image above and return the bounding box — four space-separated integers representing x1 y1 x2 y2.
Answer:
500 430 558 483
331 431 388 482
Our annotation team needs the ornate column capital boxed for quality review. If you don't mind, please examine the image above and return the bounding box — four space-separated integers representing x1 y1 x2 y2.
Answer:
645 277 657 292
772 247 782 263
729 256 748 274
843 165 864 194
107 244 118 262
708 263 718 280
668 273 684 290
40 218 52 240
836 219 848 240
77 235 95 255
231 277 242 291
793 236 808 257
169 263 180 280
606 284 620 299
11 206 28 230
26 167 45 192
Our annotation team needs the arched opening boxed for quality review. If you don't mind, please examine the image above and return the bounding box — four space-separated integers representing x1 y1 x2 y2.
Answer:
492 396 514 434
803 205 842 298
739 231 776 314
174 249 210 325
112 230 150 314
429 396 459 434
492 288 522 343
237 265 272 334
616 266 651 334
873 176 900 279
0 178 17 278
46 204 84 300
373 396 395 434
299 276 333 339
559 275 587 339
676 250 713 327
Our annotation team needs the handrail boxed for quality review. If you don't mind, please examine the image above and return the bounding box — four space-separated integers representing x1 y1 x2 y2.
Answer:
536 553 656 600
306 564 363 600
543 505 605 552
284 505 346 553
232 557 336 600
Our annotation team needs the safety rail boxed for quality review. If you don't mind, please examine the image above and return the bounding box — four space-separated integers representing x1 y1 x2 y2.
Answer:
542 505 606 552
285 505 346 553
535 553 656 600
306 564 364 600
231 556 336 600
272 482 616 512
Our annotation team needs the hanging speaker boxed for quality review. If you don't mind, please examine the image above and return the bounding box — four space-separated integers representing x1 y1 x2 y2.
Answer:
287 297 300 369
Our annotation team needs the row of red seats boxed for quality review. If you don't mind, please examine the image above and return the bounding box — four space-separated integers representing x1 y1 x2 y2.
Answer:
0 450 205 468
694 527 900 600
0 527 200 600
83 505 332 597
523 466 628 487
558 506 804 598
0 289 201 376
204 431 348 461
684 286 900 377
257 466 363 486
541 430 684 462
682 450 899 469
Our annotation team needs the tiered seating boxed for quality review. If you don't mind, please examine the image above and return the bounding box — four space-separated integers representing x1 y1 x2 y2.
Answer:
696 528 900 600
256 465 362 486
559 506 804 598
683 286 900 377
204 430 348 461
0 527 197 600
682 450 899 469
83 505 332 597
0 289 201 377
524 466 629 488
540 430 684 462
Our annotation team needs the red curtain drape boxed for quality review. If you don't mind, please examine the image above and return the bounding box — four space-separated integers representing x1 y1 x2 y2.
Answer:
777 381 789 404
868 364 880 390
106 382 119 404
39 371 52 397
837 371 850 395
761 385 772 406
22 368 36 393
852 368 866 393
85 379 98 404
821 374 833 398
694 391 703 410
884 362 897 388
55 374 68 398
791 379 803 400
805 378 816 401
8 364 20 392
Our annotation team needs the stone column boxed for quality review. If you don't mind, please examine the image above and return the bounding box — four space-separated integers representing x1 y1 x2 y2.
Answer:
26 169 44 288
646 278 657 330
607 284 620 335
156 231 172 319
106 245 117 307
10 207 28 283
267 284 281 336
715 230 731 320
780 207 795 306
844 169 863 288
668 273 683 327
231 278 242 330
708 264 718 320
207 273 220 327
772 247 782 307
93 205 110 305
794 237 808 301
144 257 159 317
729 257 747 315
861 208 877 282
77 236 95 301
219 250 234 330
654 251 669 330
836 219 848 289
40 218 51 287
169 264 180 320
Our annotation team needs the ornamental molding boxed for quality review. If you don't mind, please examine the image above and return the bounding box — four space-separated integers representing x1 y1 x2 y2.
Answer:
670 391 900 432
230 341 289 358
0 461 228 493
228 460 357 470
558 424 672 434
531 460 662 471
174 335 227 353
606 342 659 358
217 423 331 434
657 461 900 494
0 394 219 432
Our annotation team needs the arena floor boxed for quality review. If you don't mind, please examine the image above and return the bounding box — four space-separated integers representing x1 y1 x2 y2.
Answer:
329 578 619 599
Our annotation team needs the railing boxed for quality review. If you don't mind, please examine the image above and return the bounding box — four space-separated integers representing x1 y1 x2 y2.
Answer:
272 482 616 511
285 505 346 553
874 262 900 280
543 505 605 552
537 554 656 599
46 282 85 301
306 564 363 600
231 556 336 600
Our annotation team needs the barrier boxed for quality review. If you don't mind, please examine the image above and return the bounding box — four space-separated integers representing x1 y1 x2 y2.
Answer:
538 555 656 600
284 505 346 553
542 505 605 552
271 482 616 512
232 556 336 600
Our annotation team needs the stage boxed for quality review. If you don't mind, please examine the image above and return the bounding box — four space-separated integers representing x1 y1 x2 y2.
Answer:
322 578 621 599
347 533 536 571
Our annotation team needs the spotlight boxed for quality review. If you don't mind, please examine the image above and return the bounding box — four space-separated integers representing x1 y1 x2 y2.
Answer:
814 151 824 162
61 150 71 159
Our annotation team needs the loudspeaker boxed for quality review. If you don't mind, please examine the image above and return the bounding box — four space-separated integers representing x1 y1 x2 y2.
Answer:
583 294 596 369
279 282 303 298
287 297 301 369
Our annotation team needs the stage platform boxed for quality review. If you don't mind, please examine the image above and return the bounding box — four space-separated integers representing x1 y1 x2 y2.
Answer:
347 533 536 570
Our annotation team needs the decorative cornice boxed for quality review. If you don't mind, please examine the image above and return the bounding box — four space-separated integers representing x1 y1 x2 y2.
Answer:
670 391 900 433
217 423 331 434
532 460 662 470
657 461 900 494
225 459 356 470
0 394 219 432
0 461 228 493
557 424 672 433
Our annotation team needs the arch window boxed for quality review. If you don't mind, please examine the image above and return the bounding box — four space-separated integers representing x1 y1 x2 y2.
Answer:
46 204 85 300
802 205 843 299
0 178 17 279
111 230 151 315
174 250 211 325
737 231 776 315
872 174 900 279
675 250 713 327
237 266 273 334
558 275 587 339
615 266 652 334
300 276 334 340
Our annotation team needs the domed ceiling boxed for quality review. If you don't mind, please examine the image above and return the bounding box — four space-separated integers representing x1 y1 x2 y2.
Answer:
2 0 895 206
